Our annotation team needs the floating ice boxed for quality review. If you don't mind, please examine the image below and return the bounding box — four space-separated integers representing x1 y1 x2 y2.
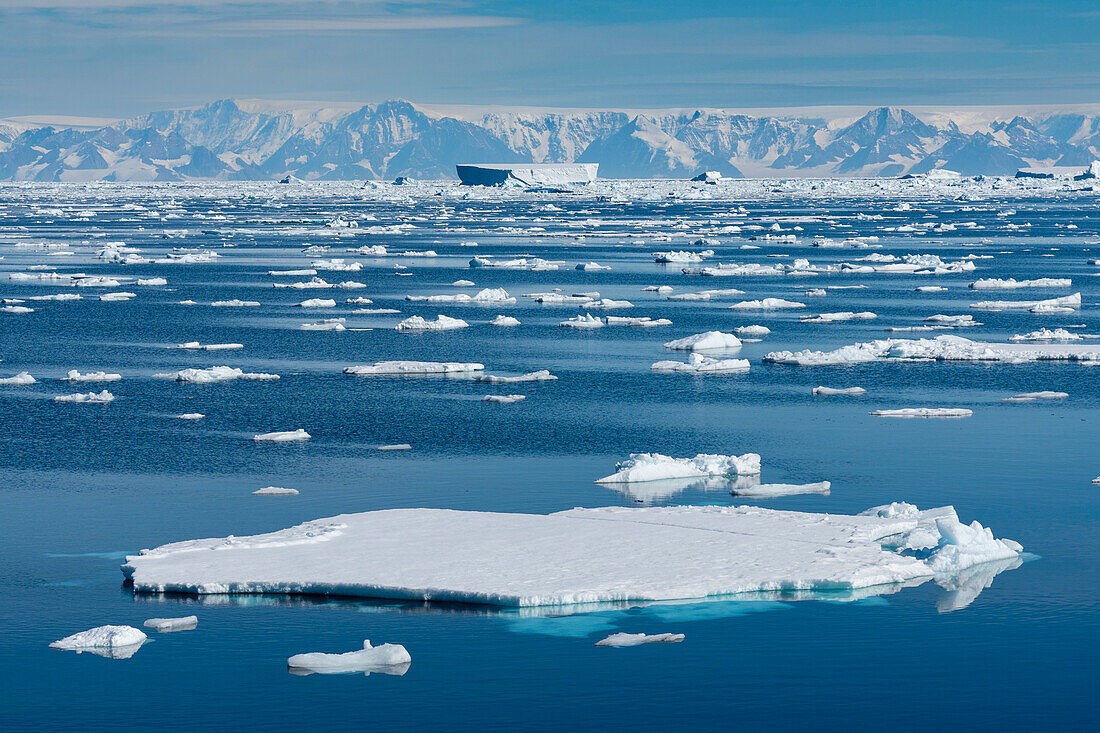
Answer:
800 312 877 323
916 286 948 293
287 640 411 676
296 298 336 308
273 277 332 290
253 429 310 442
137 278 167 286
596 632 685 647
161 366 279 383
970 278 1071 290
969 293 1080 312
605 316 672 327
1001 391 1068 402
663 331 742 351
764 334 1100 366
812 386 866 396
576 262 611 271
729 298 806 310
654 250 712 263
211 299 260 307
597 453 761 484
452 279 475 286
378 444 412 451
1 305 33 314
489 315 521 326
871 408 972 418
560 314 605 329
269 269 317 276
62 370 121 382
483 394 526 404
177 413 205 420
1009 328 1082 342
407 288 515 304
175 342 244 351
734 325 770 337
395 315 469 332
122 503 1020 608
344 361 484 376
50 625 146 658
651 354 750 373
0 371 36 385
143 616 197 632
925 314 980 327
475 370 556 384
55 390 114 403
731 481 831 497
99 292 136 302
253 486 300 496
300 319 346 331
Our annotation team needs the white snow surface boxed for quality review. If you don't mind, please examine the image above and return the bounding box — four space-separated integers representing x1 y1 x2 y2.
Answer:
253 486 300 495
50 625 147 656
597 453 761 484
812 386 866 396
395 315 469 332
731 481 831 497
160 366 279 383
474 370 557 384
729 298 806 310
344 361 484 376
0 371 36 385
252 429 311 442
122 503 1021 608
287 640 411 675
55 390 114 403
62 370 121 382
596 632 685 647
871 408 973 418
764 335 1100 366
143 616 198 632
663 331 742 351
651 354 751 373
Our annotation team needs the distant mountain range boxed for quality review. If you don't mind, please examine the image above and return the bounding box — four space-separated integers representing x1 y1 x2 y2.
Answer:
1 99 1098 181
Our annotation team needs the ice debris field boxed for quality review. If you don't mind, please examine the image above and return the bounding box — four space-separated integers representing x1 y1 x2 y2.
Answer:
0 176 1097 713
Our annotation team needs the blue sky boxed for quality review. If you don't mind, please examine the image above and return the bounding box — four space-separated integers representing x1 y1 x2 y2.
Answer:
1 0 1097 117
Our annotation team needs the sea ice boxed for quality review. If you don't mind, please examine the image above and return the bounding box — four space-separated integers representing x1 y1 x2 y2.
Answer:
576 262 611 271
296 298 337 308
560 314 605 329
969 293 1080 312
253 486 300 496
597 453 761 484
287 640 411 675
122 503 1020 607
1001 391 1068 402
595 632 685 647
344 361 484 376
62 370 121 382
55 390 114 403
734 325 770 337
729 298 806 310
1009 328 1081 342
800 312 877 323
870 408 973 418
253 429 311 442
175 342 244 351
300 319 346 331
0 371 36 385
969 278 1071 290
651 354 750 373
489 315 521 326
474 370 557 384
812 386 866 396
663 332 742 351
731 481 831 497
143 616 198 632
161 366 279 383
483 394 526 404
395 315 469 332
50 625 146 658
211 299 260 307
178 413 205 420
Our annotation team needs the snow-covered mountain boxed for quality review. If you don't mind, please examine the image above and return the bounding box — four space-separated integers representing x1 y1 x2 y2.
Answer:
1 99 1098 181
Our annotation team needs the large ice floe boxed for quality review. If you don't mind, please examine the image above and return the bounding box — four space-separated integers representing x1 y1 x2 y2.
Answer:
50 625 147 658
406 288 515 304
969 278 1071 290
764 334 1100 366
122 503 1022 608
253 429 311 442
287 640 411 676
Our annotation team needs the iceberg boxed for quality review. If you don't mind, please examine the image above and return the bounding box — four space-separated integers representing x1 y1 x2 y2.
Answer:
1009 328 1082 342
560 314 605 329
654 251 713 264
1 305 34 314
595 632 685 647
143 616 198 632
287 640 411 676
62 370 121 382
605 316 671 327
579 298 632 309
0 371 36 385
343 361 484 376
253 429 311 442
731 481 831 498
55 390 114 403
576 262 611 272
395 315 469 332
597 453 761 484
50 625 146 658
651 354 750 373
870 408 973 418
489 315 521 327
663 331 742 351
121 503 1021 608
378 444 412 451
296 298 336 308
456 163 597 187
734 325 770 337
161 366 279 383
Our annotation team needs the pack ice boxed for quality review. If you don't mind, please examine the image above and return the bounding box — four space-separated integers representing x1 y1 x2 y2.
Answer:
121 504 1021 608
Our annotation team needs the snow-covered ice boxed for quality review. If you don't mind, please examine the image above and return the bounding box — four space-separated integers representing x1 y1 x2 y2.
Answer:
483 394 526 404
595 632 685 647
62 370 121 382
160 366 279 383
178 413 205 420
253 429 311 442
489 315 521 326
560 314 605 329
812 386 866 396
651 354 751 373
663 331 742 351
597 453 761 484
253 486 300 496
143 616 198 632
729 298 806 310
0 371 36 385
55 390 114 403
344 361 484 376
1001 391 1068 402
49 625 146 658
474 370 556 384
287 640 411 676
731 481 831 497
870 408 973 418
395 315 469 332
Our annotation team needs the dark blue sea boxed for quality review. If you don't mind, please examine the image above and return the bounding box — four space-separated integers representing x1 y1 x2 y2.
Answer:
1 182 1097 730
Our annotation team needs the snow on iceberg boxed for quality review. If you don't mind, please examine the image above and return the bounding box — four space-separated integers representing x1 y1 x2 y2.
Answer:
159 366 279 383
663 331 742 351
253 429 311 442
406 288 516 305
764 335 1100 366
50 625 146 658
655 250 713 263
734 325 770 337
343 361 484 376
969 293 1080 312
287 640 411 676
560 314 605 329
596 632 684 647
489 315 521 327
121 503 1021 608
597 453 761 484
0 371 36 385
1009 328 1082 342
395 315 469 332
870 408 973 418
651 354 750 373
969 278 1071 290
62 370 121 382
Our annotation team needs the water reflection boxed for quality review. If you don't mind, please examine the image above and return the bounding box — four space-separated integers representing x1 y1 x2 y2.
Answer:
602 475 762 504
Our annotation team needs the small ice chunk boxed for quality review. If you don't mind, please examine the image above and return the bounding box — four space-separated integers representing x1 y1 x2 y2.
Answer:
378 444 412 451
287 640 411 675
300 319 346 331
490 315 521 327
916 286 947 293
576 262 611 271
55 390 114 403
253 486 300 496
734 325 771 337
211 300 260 307
729 298 806 310
178 413 205 420
812 386 866 396
732 481 831 497
175 342 244 351
137 278 167 286
344 361 484 376
143 616 198 632
580 298 633 309
50 625 147 657
663 331 742 351
452 280 476 287
1 305 34 314
395 315 469 332
164 367 279 383
62 370 121 382
651 354 750 373
595 632 684 647
560 314 605 329
475 370 556 384
870 408 972 418
800 312 877 323
1001 391 1068 402
0 371 36 385
253 429 311 442
597 452 761 484
99 292 136 302
483 394 526 404
296 298 337 308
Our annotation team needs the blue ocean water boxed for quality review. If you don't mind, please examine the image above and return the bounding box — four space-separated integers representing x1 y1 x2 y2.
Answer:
0 183 1097 730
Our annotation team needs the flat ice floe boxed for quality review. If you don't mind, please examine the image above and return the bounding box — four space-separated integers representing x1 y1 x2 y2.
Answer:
50 625 146 658
483 394 526 404
1009 328 1082 342
800 311 877 323
175 342 244 351
296 298 336 308
734 325 770 337
969 278 1071 290
474 370 557 384
62 370 121 382
597 453 761 484
406 287 515 304
143 616 198 632
158 366 279 383
177 413 205 420
55 390 114 403
211 299 261 307
1001 391 1068 402
812 386 866 396
395 315 469 332
489 315 521 326
764 335 1100 366
651 354 750 373
0 371 36 385
287 640 411 676
300 319 346 331
729 298 806 310
731 481 831 497
122 503 1021 608
344 361 484 376
871 408 973 418
663 331 742 351
596 632 685 647
560 313 605 329
969 293 1080 312
253 486 300 495
253 429 311 442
